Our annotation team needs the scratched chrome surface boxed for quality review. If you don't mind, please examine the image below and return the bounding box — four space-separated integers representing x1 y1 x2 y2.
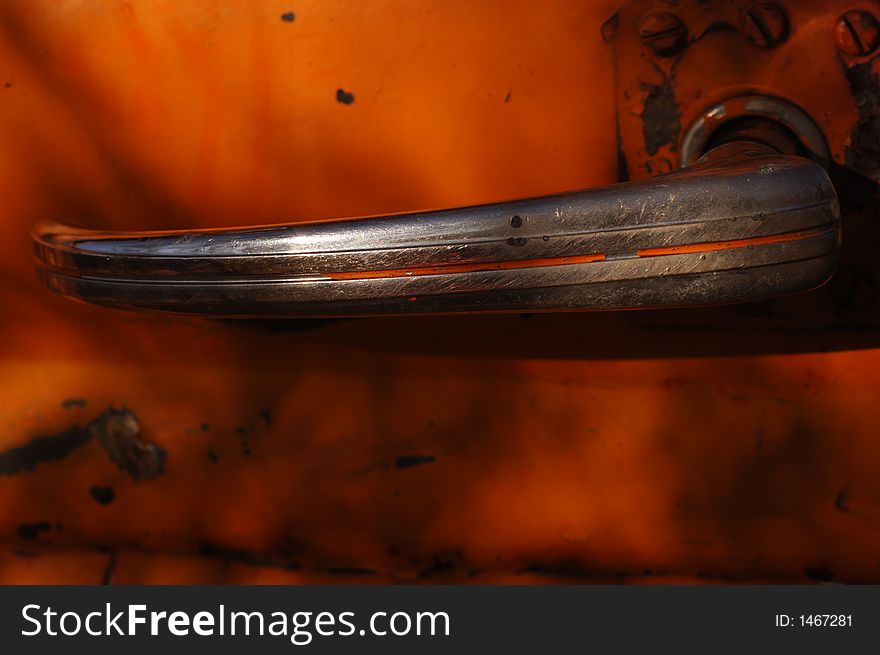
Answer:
33 144 839 316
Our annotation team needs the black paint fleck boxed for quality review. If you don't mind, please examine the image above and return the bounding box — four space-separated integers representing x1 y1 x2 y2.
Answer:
198 541 299 570
281 11 295 23
102 551 117 585
17 522 51 540
834 486 850 513
236 426 253 456
207 448 219 463
804 566 835 582
327 566 377 576
0 406 160 480
61 398 87 410
0 424 92 476
395 455 436 469
336 88 355 105
417 556 455 579
616 130 630 182
200 422 210 431
260 408 272 427
89 486 115 505
510 215 522 228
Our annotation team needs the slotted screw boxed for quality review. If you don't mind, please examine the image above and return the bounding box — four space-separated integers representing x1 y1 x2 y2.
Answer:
835 10 880 57
741 3 790 48
640 13 688 57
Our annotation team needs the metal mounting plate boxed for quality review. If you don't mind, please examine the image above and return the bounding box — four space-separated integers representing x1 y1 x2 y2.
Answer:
605 0 880 182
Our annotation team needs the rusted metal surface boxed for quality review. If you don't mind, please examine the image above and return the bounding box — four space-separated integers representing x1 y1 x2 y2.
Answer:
0 0 879 584
608 0 879 182
607 0 880 353
91 408 165 481
0 406 163 482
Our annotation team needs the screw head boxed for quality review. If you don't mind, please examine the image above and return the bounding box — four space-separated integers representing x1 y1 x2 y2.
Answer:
741 2 790 48
639 13 688 57
835 10 880 57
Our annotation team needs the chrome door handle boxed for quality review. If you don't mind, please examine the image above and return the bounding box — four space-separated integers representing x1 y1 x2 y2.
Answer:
33 140 839 317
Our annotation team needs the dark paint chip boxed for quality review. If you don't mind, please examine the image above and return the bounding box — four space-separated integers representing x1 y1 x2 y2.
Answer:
89 486 115 505
0 424 92 476
834 486 850 513
843 63 880 179
326 566 377 576
395 455 437 469
804 566 835 582
507 237 527 247
102 551 117 585
207 448 219 463
61 398 87 409
260 408 272 427
417 556 454 579
642 78 681 157
510 215 522 228
281 12 295 22
236 426 253 456
200 422 210 431
17 522 51 540
336 88 355 105
0 406 165 480
93 408 165 481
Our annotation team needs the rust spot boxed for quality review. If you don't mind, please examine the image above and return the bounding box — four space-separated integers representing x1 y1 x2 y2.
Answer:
641 78 680 156
326 566 377 576
0 424 92 476
0 406 163 479
417 556 455 579
804 566 835 582
197 542 300 570
834 486 850 513
395 455 437 469
17 522 51 540
89 486 115 505
236 425 253 456
843 62 880 180
102 551 117 585
92 408 165 481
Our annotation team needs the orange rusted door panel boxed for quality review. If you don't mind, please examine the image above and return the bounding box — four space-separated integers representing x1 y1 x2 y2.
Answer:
0 0 878 584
